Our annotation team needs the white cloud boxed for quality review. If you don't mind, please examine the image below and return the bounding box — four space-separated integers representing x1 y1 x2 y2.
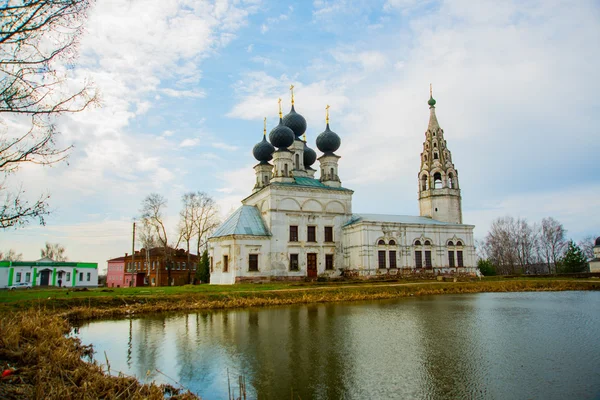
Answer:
161 88 206 98
180 138 201 148
212 142 239 151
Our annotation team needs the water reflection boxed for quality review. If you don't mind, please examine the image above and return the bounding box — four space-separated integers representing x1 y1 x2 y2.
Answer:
78 292 600 400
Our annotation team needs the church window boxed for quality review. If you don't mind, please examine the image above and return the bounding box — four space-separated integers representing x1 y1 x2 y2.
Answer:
325 254 334 270
425 251 432 268
448 173 454 188
415 251 423 268
434 142 437 148
378 239 385 246
249 254 258 271
457 251 464 267
424 154 427 161
295 154 299 169
378 251 386 269
434 153 439 160
434 172 442 188
307 226 316 242
421 174 428 190
424 240 431 246
389 251 397 268
290 254 299 271
389 240 396 246
289 226 299 242
456 241 463 246
448 241 454 246
210 257 213 273
284 164 288 177
330 167 334 179
414 240 421 246
324 226 334 242
223 255 229 272
448 251 455 267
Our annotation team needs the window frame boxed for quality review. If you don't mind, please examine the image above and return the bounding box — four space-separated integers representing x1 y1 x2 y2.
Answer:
415 250 423 268
289 254 299 271
307 225 317 242
389 251 397 268
378 250 387 269
448 250 455 267
425 250 432 268
223 255 229 272
457 250 464 267
325 254 334 270
249 254 259 272
289 225 299 242
324 226 334 243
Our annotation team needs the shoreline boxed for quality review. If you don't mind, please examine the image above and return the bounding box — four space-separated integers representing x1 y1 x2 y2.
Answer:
1 278 599 399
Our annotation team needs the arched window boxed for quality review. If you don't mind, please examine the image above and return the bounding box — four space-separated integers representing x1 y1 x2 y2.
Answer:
295 154 299 170
434 152 439 160
414 240 421 246
378 240 385 245
434 172 442 188
448 241 454 246
421 174 428 191
433 142 437 148
456 241 463 246
448 172 454 188
424 240 431 246
389 240 396 245
284 163 288 177
330 167 334 178
424 154 428 161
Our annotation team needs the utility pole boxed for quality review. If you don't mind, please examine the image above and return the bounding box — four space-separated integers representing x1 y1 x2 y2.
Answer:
131 221 136 287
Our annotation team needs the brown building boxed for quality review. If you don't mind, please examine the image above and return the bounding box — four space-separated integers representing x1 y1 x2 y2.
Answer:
123 247 199 287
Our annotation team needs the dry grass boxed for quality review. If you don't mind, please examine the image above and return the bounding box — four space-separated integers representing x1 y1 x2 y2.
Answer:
0 310 199 400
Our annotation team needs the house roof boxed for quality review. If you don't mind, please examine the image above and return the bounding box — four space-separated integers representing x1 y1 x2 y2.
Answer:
210 205 270 238
344 213 470 227
107 256 126 262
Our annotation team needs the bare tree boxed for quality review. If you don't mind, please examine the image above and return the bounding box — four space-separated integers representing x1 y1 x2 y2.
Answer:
178 192 198 284
540 217 566 274
485 216 519 275
193 192 220 257
1 0 98 229
514 218 539 273
140 193 171 285
0 248 22 261
138 220 158 273
578 235 598 260
40 241 66 261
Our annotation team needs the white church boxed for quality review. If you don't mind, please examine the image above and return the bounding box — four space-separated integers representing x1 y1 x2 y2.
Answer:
208 88 476 284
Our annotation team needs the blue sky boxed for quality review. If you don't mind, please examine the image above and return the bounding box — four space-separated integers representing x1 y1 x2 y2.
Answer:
2 0 599 271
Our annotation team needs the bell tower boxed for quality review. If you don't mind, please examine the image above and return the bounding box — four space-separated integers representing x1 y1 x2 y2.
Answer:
418 86 462 224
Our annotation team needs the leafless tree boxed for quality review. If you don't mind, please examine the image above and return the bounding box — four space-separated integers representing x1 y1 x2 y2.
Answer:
1 0 98 229
0 248 22 261
485 216 519 275
140 193 171 285
540 217 566 274
578 235 598 260
40 241 66 261
177 192 198 284
192 192 219 257
138 220 158 272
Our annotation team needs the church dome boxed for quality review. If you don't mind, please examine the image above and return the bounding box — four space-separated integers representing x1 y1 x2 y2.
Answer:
252 135 274 163
316 123 341 154
428 96 436 107
282 105 307 138
269 119 295 149
303 141 317 167
595 237 600 247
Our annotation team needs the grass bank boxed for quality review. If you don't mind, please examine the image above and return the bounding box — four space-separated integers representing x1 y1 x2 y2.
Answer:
1 278 598 399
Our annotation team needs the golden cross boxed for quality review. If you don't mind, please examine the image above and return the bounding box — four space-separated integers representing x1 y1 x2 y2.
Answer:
278 98 282 118
325 104 330 124
263 117 267 135
290 84 295 105
303 133 307 142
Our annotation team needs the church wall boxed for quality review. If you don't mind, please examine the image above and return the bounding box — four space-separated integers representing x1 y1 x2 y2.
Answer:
343 221 476 273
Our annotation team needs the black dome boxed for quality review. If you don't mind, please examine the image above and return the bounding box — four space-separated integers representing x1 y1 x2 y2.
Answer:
595 237 600 246
269 118 295 149
282 105 307 138
253 135 274 163
303 142 317 167
316 123 341 154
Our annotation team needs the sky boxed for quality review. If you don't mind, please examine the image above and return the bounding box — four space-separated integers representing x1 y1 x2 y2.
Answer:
2 0 599 272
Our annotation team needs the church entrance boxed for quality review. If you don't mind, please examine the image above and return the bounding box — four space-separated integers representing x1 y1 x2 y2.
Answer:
307 253 317 278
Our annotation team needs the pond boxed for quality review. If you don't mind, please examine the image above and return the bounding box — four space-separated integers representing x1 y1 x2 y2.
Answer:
76 291 600 399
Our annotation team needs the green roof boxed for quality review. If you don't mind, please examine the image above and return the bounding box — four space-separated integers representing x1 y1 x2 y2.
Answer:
210 205 270 238
273 176 352 192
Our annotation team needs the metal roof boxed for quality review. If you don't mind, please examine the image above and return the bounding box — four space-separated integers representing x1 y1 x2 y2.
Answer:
344 214 467 227
210 205 270 238
273 176 352 191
